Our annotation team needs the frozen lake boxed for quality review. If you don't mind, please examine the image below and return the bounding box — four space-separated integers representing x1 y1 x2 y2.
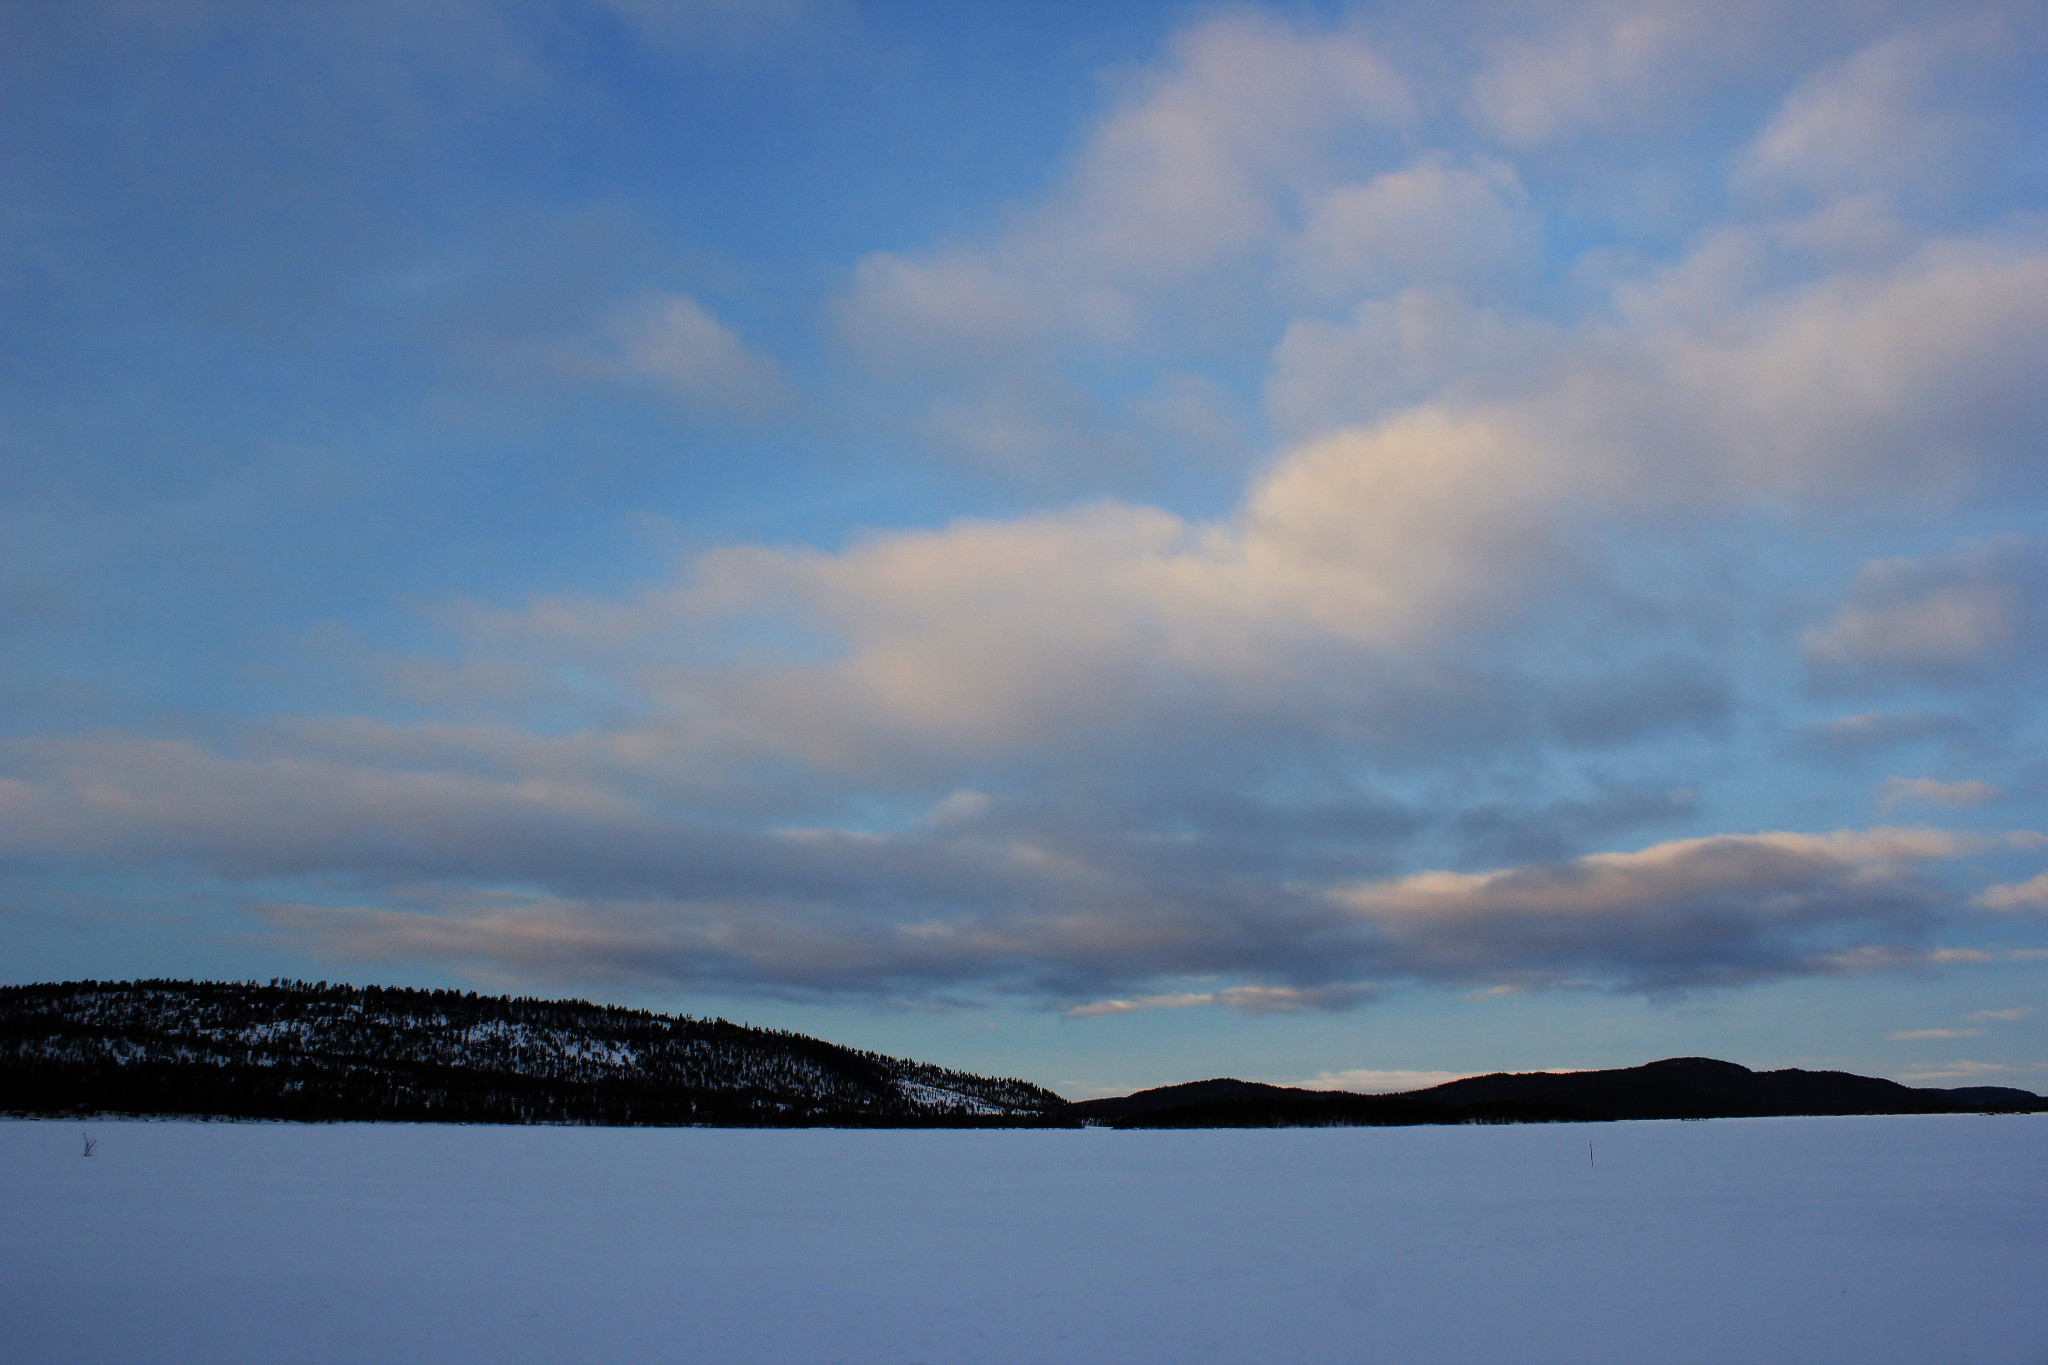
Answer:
4 1115 2044 1364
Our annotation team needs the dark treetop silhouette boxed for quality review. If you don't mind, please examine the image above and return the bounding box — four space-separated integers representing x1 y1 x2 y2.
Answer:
5 980 2037 1127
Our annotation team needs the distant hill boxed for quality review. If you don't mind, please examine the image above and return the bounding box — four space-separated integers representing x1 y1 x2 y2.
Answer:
1067 1056 2044 1127
0 979 1065 1126
8 981 2037 1128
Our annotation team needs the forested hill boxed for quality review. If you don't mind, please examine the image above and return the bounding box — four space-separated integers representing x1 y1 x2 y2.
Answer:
1 979 1066 1126
12 982 2040 1129
1066 1056 2044 1127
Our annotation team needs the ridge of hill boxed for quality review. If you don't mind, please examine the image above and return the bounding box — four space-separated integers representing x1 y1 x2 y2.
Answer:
9 981 2038 1128
1067 1056 2044 1127
1 979 1064 1126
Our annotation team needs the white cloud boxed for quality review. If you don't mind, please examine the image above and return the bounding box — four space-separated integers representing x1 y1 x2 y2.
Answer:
1644 244 2048 499
1285 156 1531 301
1738 19 2003 209
569 294 784 417
831 11 1411 470
1265 288 1557 439
469 406 1598 770
1063 983 1374 1019
1878 777 2004 811
1265 237 2048 554
1342 827 1988 918
1979 872 2048 913
1811 582 2017 672
1970 1008 2030 1022
922 789 991 829
838 12 1409 358
1889 1028 1979 1040
1468 2 1754 146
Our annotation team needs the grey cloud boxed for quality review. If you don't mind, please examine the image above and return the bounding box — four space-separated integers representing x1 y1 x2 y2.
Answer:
224 812 2026 1004
1804 536 2048 695
1793 709 1983 758
1449 785 1700 869
1334 828 2017 994
1541 655 1731 747
247 876 1366 1005
3 723 2028 1005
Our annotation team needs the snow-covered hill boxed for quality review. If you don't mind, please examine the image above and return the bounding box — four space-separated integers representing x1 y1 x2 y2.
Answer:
1 980 1064 1125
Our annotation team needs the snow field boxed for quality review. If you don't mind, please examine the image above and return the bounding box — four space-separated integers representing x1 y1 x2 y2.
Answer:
3 1114 2044 1364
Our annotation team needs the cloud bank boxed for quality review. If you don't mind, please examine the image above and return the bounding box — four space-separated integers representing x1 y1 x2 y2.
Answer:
5 2 2047 1017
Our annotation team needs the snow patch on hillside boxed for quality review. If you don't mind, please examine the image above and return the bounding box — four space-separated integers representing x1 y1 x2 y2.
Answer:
895 1079 1010 1115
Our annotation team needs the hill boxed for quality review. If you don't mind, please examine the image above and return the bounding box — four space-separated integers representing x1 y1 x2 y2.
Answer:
10 981 2037 1128
0 979 1065 1126
1066 1056 2043 1127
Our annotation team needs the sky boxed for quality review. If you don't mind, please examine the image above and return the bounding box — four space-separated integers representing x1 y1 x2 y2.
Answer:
4 0 2048 1099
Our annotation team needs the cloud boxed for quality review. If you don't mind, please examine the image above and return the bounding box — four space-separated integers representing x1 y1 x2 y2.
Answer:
831 10 1412 470
1468 2 1745 146
1969 1008 2029 1022
1643 244 2048 500
1284 156 1532 301
1805 538 2048 694
1978 872 2048 913
13 716 2022 1002
1889 1028 1979 1040
1794 711 1980 757
561 293 784 418
1265 235 2048 527
131 795 2044 1000
1291 1068 1479 1094
837 8 1412 355
1449 786 1701 869
1737 17 2011 211
1894 1061 2029 1083
1828 946 1992 971
1063 983 1374 1019
454 405 1660 776
9 3 2048 1021
1264 288 1559 439
1878 777 2004 811
1329 828 2019 992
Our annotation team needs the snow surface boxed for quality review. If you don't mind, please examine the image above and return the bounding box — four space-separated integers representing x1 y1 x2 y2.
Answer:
894 1078 1011 1115
4 1115 2044 1364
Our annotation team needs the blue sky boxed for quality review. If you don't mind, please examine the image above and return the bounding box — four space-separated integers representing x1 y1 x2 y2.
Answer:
5 0 2048 1098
